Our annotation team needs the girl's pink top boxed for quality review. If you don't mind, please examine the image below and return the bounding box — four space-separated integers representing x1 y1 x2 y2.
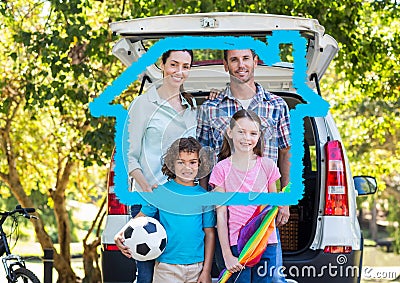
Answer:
210 156 281 246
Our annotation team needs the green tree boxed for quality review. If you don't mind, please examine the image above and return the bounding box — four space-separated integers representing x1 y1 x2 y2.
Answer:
321 2 400 250
0 0 118 282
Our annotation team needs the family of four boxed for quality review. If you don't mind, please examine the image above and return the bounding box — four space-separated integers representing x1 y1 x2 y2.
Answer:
114 48 291 283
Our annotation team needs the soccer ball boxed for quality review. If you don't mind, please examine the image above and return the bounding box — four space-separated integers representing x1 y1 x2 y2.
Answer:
121 217 167 261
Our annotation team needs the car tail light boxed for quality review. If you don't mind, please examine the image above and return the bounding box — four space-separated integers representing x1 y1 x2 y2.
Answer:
103 244 121 251
324 140 349 216
108 192 128 215
324 246 352 254
107 153 128 215
324 246 353 254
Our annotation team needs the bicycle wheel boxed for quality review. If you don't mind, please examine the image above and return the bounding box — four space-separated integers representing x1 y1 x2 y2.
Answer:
11 267 41 283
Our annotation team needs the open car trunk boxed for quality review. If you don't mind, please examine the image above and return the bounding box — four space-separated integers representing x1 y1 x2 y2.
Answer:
109 11 339 271
110 12 339 84
278 94 320 254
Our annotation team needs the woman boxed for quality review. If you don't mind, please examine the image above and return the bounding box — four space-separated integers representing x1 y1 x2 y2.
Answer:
117 49 198 283
127 49 197 192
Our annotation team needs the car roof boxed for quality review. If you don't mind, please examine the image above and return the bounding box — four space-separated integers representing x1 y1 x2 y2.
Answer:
109 12 338 92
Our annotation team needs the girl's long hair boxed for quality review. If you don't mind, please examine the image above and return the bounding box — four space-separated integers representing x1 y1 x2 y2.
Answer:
217 109 264 161
161 49 196 109
162 137 212 180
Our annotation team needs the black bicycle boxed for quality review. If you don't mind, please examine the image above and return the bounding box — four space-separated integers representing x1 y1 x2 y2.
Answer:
0 205 40 283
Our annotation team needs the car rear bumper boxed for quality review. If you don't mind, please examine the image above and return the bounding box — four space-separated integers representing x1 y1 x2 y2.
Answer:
102 249 136 283
283 249 362 283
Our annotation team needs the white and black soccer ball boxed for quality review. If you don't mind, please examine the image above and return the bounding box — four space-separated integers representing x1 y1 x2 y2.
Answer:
121 217 167 261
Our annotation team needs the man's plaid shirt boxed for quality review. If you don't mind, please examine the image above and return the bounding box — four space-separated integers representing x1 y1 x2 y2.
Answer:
196 83 291 164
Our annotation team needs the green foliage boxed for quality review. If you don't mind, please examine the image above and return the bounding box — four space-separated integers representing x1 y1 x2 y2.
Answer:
0 0 118 193
323 4 400 189
319 2 399 252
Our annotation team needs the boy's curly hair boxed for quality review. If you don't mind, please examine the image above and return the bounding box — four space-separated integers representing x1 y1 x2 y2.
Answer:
162 137 212 181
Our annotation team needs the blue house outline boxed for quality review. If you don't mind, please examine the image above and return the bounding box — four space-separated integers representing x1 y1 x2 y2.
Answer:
89 31 330 210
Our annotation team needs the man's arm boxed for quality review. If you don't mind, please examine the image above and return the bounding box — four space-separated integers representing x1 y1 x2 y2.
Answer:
275 97 291 226
196 103 212 148
199 176 210 191
276 147 291 227
196 103 213 190
276 96 291 183
278 147 291 189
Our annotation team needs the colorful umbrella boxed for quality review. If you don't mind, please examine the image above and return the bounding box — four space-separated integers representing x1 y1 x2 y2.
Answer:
218 185 289 283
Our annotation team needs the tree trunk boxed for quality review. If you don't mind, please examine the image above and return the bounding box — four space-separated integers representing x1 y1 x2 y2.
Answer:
11 185 77 283
82 196 106 283
51 156 76 283
1 128 77 283
82 239 102 283
370 198 378 241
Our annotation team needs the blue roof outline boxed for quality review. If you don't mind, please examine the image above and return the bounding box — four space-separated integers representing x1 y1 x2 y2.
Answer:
89 31 330 210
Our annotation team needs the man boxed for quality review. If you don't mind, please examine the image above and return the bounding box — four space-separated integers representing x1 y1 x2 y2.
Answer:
196 49 291 281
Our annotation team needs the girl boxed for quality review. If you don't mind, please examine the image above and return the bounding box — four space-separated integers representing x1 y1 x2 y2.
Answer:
209 109 283 283
124 137 216 283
